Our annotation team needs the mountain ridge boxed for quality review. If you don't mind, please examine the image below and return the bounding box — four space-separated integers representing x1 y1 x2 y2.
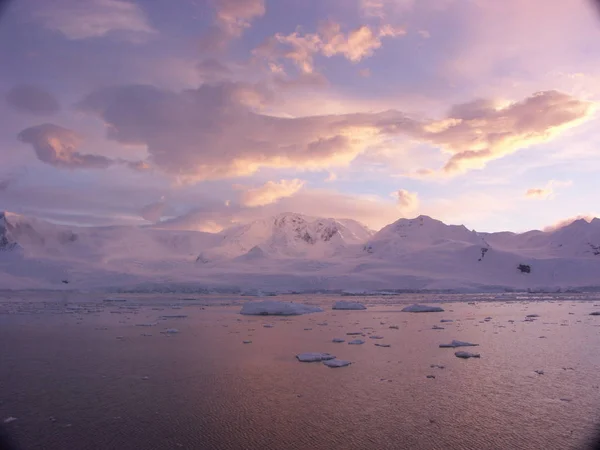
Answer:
2 210 600 292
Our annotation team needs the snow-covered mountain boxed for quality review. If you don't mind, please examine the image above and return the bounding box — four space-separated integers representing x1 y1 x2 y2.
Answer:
199 213 372 261
2 210 600 292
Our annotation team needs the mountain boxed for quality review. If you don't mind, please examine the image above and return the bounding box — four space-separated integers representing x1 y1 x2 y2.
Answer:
199 212 373 261
2 210 600 292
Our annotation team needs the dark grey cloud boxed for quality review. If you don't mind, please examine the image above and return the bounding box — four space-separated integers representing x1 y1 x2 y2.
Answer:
6 84 60 115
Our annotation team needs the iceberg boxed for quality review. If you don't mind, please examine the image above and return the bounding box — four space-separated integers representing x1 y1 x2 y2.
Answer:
455 351 480 359
332 301 367 310
323 359 351 368
240 301 323 316
439 340 479 348
296 352 336 362
402 304 444 313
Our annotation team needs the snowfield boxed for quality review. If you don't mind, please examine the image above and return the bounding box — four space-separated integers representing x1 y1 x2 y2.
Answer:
3 211 600 292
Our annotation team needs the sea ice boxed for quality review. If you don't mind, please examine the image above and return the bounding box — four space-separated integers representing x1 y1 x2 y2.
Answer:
263 324 274 328
534 370 544 375
332 301 367 310
589 312 600 316
526 314 540 318
439 340 479 348
402 304 444 313
369 335 384 339
160 315 188 319
348 339 365 345
161 328 179 334
374 343 391 348
332 338 346 343
440 319 454 323
432 325 445 330
243 340 252 344
296 352 336 362
323 359 351 368
389 325 399 329
3 417 17 424
455 351 480 359
346 332 363 335
240 301 323 316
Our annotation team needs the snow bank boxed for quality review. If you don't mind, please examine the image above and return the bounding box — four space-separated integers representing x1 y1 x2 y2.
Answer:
240 301 323 316
402 304 444 313
323 359 351 368
332 301 367 310
296 352 336 362
439 340 479 348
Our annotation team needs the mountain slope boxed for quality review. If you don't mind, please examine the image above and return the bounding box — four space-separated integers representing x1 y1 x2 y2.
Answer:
2 210 600 292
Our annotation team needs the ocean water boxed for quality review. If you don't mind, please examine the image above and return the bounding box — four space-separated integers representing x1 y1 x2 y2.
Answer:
2 292 600 450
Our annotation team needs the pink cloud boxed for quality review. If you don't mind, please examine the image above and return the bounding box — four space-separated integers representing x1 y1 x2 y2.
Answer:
238 179 305 207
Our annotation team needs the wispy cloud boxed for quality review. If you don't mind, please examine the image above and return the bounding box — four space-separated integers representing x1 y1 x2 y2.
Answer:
33 0 156 42
238 179 305 207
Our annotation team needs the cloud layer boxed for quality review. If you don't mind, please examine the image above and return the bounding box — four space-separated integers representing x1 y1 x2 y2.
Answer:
6 85 60 115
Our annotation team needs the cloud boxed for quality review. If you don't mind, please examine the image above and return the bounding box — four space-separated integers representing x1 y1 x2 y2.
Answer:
5 85 60 115
359 0 415 17
239 179 305 207
525 187 551 199
18 124 114 169
77 82 382 181
415 91 594 174
254 21 405 76
543 215 597 232
76 83 592 181
197 58 232 82
525 179 572 200
396 189 419 209
140 200 166 222
33 0 156 42
200 0 265 51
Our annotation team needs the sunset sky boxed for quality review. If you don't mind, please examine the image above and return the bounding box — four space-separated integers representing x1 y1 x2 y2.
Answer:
2 0 600 232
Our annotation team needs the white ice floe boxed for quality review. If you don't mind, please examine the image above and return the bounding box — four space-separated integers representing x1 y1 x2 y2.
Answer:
440 319 453 323
389 325 399 329
332 338 346 343
439 340 479 348
240 301 323 316
161 328 179 334
369 335 384 339
243 340 252 344
323 359 351 368
432 325 445 330
263 324 274 328
526 314 540 318
348 339 365 345
296 352 336 362
374 343 391 348
3 417 17 424
346 332 363 335
455 351 480 358
332 301 367 310
402 304 444 313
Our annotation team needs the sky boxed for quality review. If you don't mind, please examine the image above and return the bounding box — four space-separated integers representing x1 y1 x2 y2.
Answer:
1 0 600 233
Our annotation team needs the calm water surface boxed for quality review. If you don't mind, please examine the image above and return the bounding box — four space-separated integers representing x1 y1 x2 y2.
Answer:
2 292 600 449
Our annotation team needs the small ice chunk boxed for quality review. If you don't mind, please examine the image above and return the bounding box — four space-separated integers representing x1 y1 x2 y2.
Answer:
263 324 274 328
160 315 188 319
323 359 351 368
317 322 328 326
369 335 384 339
3 417 17 424
348 339 365 345
426 375 436 379
389 325 399 329
589 312 600 316
296 352 336 362
240 301 323 316
374 343 391 348
141 376 149 380
141 333 152 337
455 351 480 359
439 340 479 348
430 364 445 369
116 336 124 340
304 328 312 331
440 319 453 323
432 325 445 330
135 323 157 327
161 328 179 334
402 304 444 313
243 340 252 344
534 370 544 375
332 338 346 343
526 314 540 318
346 332 363 335
332 301 367 310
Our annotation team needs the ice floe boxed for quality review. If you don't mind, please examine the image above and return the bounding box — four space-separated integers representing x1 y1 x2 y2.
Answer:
332 301 367 310
439 340 479 348
296 352 336 362
402 304 444 313
240 301 323 316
